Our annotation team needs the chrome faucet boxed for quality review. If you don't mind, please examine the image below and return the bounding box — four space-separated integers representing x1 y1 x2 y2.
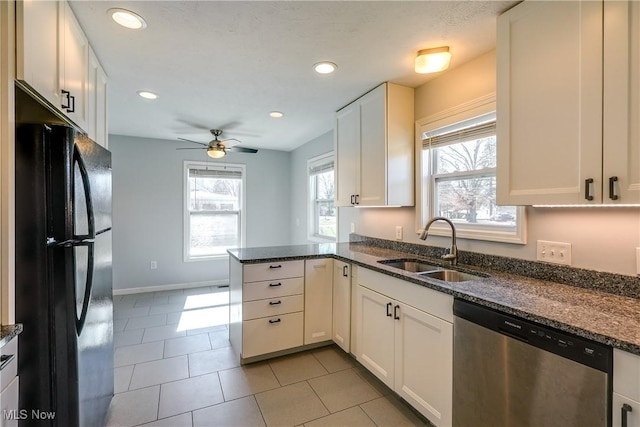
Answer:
419 216 458 266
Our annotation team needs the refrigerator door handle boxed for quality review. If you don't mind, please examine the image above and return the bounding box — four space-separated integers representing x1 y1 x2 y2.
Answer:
73 144 96 240
75 241 94 336
48 238 95 247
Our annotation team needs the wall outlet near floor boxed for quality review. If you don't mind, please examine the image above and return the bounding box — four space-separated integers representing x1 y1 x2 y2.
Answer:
536 240 572 266
150 261 158 270
636 248 640 276
350 222 356 233
395 225 403 240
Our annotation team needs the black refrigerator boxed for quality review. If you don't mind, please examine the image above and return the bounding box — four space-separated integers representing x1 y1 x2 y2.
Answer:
15 122 114 426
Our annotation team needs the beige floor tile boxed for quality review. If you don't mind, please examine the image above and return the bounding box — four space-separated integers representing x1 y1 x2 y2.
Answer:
186 324 228 335
255 381 329 427
208 330 231 350
149 302 190 315
304 406 377 427
138 413 193 427
188 346 240 377
158 372 224 419
105 385 160 427
164 334 212 358
125 314 167 331
114 306 151 320
129 355 189 390
269 353 328 386
219 363 280 401
114 365 134 394
142 324 187 343
114 318 128 333
193 396 265 427
308 368 381 413
134 295 168 307
360 396 430 427
311 346 356 373
352 365 392 397
114 341 165 368
114 329 144 348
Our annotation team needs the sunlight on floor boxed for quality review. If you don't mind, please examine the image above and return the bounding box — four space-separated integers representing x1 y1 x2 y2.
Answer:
176 291 229 332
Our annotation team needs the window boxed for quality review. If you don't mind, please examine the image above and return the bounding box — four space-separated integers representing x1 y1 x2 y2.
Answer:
308 153 336 241
184 162 245 260
419 97 525 244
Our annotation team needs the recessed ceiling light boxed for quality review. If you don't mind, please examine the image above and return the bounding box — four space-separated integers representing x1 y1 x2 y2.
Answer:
137 91 158 100
313 62 337 74
108 8 147 30
269 111 284 118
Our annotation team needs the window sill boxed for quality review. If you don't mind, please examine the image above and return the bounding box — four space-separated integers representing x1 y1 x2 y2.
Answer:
184 254 230 263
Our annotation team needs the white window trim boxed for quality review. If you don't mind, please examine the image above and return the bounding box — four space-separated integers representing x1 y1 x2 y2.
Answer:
415 93 527 244
307 151 336 243
183 161 247 262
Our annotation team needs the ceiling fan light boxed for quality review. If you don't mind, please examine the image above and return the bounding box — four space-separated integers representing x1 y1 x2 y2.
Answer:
415 46 451 74
207 147 226 159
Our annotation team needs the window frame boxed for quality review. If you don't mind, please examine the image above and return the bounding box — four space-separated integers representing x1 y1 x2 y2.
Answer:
183 161 247 262
307 152 336 242
415 94 527 244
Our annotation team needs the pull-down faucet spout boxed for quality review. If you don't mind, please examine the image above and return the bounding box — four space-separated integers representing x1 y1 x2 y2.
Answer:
419 216 458 266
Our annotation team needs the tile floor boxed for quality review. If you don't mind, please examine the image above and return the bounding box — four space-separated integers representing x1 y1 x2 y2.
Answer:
107 286 431 427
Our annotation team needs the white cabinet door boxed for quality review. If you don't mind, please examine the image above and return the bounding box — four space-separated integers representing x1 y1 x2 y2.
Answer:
603 1 640 204
358 85 386 206
87 47 108 148
59 1 88 131
335 104 359 206
304 259 333 345
497 0 603 205
612 393 640 427
0 376 19 427
355 285 395 388
332 260 351 352
16 0 60 107
394 302 452 427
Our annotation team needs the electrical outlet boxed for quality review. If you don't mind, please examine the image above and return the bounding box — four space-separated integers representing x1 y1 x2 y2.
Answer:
150 261 158 270
536 240 572 266
636 248 640 276
350 222 356 233
395 225 403 240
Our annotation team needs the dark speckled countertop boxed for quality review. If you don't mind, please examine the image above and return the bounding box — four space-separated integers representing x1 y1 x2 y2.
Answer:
228 241 640 356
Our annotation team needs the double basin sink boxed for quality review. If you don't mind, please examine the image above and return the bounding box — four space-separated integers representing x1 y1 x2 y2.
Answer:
378 259 487 283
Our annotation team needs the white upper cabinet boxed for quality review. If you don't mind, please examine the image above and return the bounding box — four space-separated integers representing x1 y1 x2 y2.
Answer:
88 47 108 148
497 0 640 205
335 83 415 207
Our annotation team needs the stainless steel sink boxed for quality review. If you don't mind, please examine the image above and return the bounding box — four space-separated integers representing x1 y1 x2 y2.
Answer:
378 259 441 273
419 269 482 282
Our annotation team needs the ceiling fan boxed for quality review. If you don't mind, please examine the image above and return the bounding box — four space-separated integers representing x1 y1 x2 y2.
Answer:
177 129 258 158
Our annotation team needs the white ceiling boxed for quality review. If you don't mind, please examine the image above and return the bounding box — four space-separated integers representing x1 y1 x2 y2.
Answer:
69 1 516 152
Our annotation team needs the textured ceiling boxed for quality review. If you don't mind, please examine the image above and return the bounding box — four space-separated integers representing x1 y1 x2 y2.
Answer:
70 1 516 152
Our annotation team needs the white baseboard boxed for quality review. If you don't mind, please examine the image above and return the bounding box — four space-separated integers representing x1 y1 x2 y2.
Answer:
113 279 229 296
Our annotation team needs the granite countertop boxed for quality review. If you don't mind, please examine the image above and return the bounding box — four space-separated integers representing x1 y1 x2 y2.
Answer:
0 324 23 349
228 242 640 356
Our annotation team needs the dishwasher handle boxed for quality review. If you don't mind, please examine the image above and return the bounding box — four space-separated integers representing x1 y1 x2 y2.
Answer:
622 403 633 427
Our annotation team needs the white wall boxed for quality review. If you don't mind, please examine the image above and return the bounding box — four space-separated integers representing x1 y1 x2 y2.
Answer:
339 50 640 276
289 131 334 244
110 135 291 291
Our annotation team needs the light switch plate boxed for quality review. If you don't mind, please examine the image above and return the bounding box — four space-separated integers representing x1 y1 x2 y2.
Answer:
536 240 572 266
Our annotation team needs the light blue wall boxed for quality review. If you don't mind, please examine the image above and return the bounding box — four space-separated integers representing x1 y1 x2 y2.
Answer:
109 135 291 291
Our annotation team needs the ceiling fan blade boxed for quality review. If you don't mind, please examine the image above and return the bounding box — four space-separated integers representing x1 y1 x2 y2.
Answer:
228 146 258 154
178 137 208 147
176 147 206 150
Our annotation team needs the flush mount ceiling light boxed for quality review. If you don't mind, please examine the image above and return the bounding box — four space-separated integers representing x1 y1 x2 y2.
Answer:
313 62 337 74
415 46 451 74
137 90 158 100
269 111 284 118
108 8 147 30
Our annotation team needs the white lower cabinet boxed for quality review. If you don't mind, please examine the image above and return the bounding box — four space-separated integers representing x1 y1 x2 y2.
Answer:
613 349 640 427
332 260 351 353
304 259 333 345
354 268 453 427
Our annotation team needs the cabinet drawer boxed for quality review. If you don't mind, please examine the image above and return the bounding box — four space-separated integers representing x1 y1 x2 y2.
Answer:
243 294 304 321
0 376 19 427
243 277 304 302
0 338 17 393
243 260 304 283
612 392 640 427
614 349 640 401
242 312 303 358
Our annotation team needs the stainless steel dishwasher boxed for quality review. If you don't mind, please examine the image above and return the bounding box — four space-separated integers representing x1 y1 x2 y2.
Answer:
453 299 612 427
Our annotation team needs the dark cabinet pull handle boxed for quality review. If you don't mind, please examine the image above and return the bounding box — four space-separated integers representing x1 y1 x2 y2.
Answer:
386 302 392 317
269 318 281 324
584 178 594 201
609 176 619 200
269 282 282 287
394 305 400 320
622 403 633 427
355 194 360 205
61 89 71 110
68 94 75 113
342 265 348 277
350 195 355 205
0 354 14 371
269 300 282 306
269 265 282 269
